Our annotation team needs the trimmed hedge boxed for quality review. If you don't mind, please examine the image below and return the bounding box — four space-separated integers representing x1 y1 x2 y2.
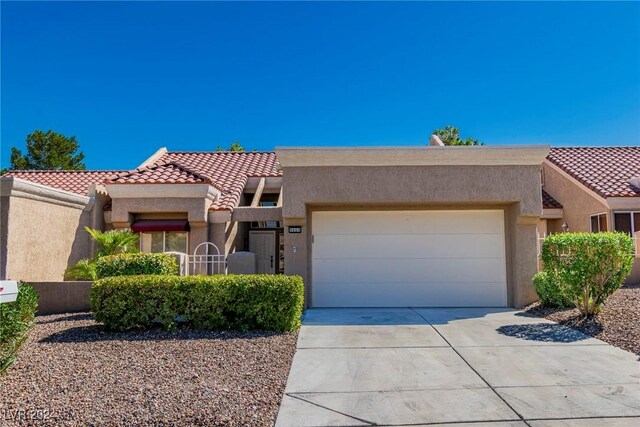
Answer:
90 274 304 332
534 232 634 315
95 253 179 279
1 283 39 374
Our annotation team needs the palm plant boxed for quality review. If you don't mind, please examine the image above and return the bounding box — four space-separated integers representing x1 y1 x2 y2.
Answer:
84 227 139 258
64 259 98 281
65 228 140 280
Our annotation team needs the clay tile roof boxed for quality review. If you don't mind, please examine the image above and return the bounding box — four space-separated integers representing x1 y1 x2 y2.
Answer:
153 151 282 210
107 162 218 187
546 147 640 198
2 170 124 196
542 190 562 209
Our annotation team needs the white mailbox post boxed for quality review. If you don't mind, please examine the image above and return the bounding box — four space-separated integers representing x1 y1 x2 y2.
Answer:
0 280 19 304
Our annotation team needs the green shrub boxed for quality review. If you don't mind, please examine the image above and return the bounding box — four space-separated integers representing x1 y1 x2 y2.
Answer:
1 284 39 374
95 253 179 279
90 274 304 332
536 232 634 315
533 270 571 308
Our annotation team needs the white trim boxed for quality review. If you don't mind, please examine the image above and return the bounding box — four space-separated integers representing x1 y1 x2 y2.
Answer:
137 147 168 169
589 212 608 233
612 211 640 258
276 145 550 167
543 160 610 206
0 176 92 210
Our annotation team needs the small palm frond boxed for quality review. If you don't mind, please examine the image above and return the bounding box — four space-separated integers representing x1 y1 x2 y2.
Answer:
84 227 140 257
64 259 98 281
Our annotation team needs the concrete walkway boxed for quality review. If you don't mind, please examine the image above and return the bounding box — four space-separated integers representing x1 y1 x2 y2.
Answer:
275 308 640 426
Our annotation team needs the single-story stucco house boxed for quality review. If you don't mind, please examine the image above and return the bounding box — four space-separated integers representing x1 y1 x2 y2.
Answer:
1 142 638 309
539 146 640 283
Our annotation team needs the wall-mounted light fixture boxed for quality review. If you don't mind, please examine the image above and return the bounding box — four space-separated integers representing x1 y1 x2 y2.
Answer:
562 222 569 232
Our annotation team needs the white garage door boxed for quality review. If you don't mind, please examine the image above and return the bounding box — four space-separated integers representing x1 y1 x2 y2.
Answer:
311 210 507 307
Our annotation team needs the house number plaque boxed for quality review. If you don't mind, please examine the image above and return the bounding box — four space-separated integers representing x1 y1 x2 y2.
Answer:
288 226 302 234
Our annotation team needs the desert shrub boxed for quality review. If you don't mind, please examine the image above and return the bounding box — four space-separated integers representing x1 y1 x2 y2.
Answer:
90 274 304 332
535 232 634 315
95 253 179 279
533 270 572 308
0 284 39 374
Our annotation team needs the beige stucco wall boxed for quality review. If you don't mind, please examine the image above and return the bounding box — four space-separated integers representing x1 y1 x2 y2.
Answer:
2 196 92 281
110 197 212 254
542 163 640 284
281 164 544 308
542 163 608 232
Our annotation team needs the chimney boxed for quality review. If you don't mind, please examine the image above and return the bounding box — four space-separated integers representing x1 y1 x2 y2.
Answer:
429 134 445 146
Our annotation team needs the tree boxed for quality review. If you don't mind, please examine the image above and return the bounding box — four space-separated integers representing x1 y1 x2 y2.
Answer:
9 130 86 170
433 125 483 146
216 141 245 152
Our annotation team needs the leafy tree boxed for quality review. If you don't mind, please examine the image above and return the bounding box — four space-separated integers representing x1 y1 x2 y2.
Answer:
216 141 245 152
9 130 86 170
433 125 483 146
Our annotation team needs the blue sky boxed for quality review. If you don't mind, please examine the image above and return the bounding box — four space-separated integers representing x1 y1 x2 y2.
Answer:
2 1 639 170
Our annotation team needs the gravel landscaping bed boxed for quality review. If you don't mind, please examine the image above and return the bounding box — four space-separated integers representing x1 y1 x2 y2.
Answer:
524 284 640 355
0 312 298 426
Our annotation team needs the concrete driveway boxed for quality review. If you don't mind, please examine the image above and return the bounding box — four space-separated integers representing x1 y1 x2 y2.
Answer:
275 308 640 426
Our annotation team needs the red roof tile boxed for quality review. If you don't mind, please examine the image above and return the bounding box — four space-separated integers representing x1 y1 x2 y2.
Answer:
547 147 640 198
542 190 562 209
3 170 123 196
108 162 217 186
107 151 280 210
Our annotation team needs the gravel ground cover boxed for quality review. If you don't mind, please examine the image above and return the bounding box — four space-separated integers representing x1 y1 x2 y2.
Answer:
0 312 298 426
524 284 640 355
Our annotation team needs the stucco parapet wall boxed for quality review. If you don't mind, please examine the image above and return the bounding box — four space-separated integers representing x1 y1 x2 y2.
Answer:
280 165 544 219
0 176 92 211
276 145 550 167
105 183 219 200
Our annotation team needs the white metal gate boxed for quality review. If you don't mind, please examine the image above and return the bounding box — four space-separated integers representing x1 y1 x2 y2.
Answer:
165 242 226 276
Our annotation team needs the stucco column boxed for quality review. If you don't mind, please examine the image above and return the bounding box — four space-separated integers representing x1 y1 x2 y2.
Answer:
283 217 308 304
509 204 540 307
188 222 209 255
207 222 227 256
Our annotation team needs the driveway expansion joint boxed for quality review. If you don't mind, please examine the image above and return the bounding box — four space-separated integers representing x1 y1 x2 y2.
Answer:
286 393 376 426
408 307 529 424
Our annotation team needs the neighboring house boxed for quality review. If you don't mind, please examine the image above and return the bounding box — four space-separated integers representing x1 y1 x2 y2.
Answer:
539 146 640 283
1 143 637 308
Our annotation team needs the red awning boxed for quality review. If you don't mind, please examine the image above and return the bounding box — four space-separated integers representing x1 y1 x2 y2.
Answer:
131 220 190 232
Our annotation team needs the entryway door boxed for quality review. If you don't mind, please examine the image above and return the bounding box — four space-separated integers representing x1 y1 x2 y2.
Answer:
311 210 508 308
249 231 276 274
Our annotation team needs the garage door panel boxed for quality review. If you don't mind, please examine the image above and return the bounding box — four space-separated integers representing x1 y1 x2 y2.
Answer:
312 282 507 308
313 257 506 284
311 210 507 307
312 210 504 235
313 233 505 259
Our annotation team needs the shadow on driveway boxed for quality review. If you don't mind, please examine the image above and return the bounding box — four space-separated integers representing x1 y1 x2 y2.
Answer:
496 322 599 343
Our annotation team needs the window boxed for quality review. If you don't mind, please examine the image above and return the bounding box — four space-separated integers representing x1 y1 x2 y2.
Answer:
590 213 607 232
140 231 188 253
614 212 640 236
